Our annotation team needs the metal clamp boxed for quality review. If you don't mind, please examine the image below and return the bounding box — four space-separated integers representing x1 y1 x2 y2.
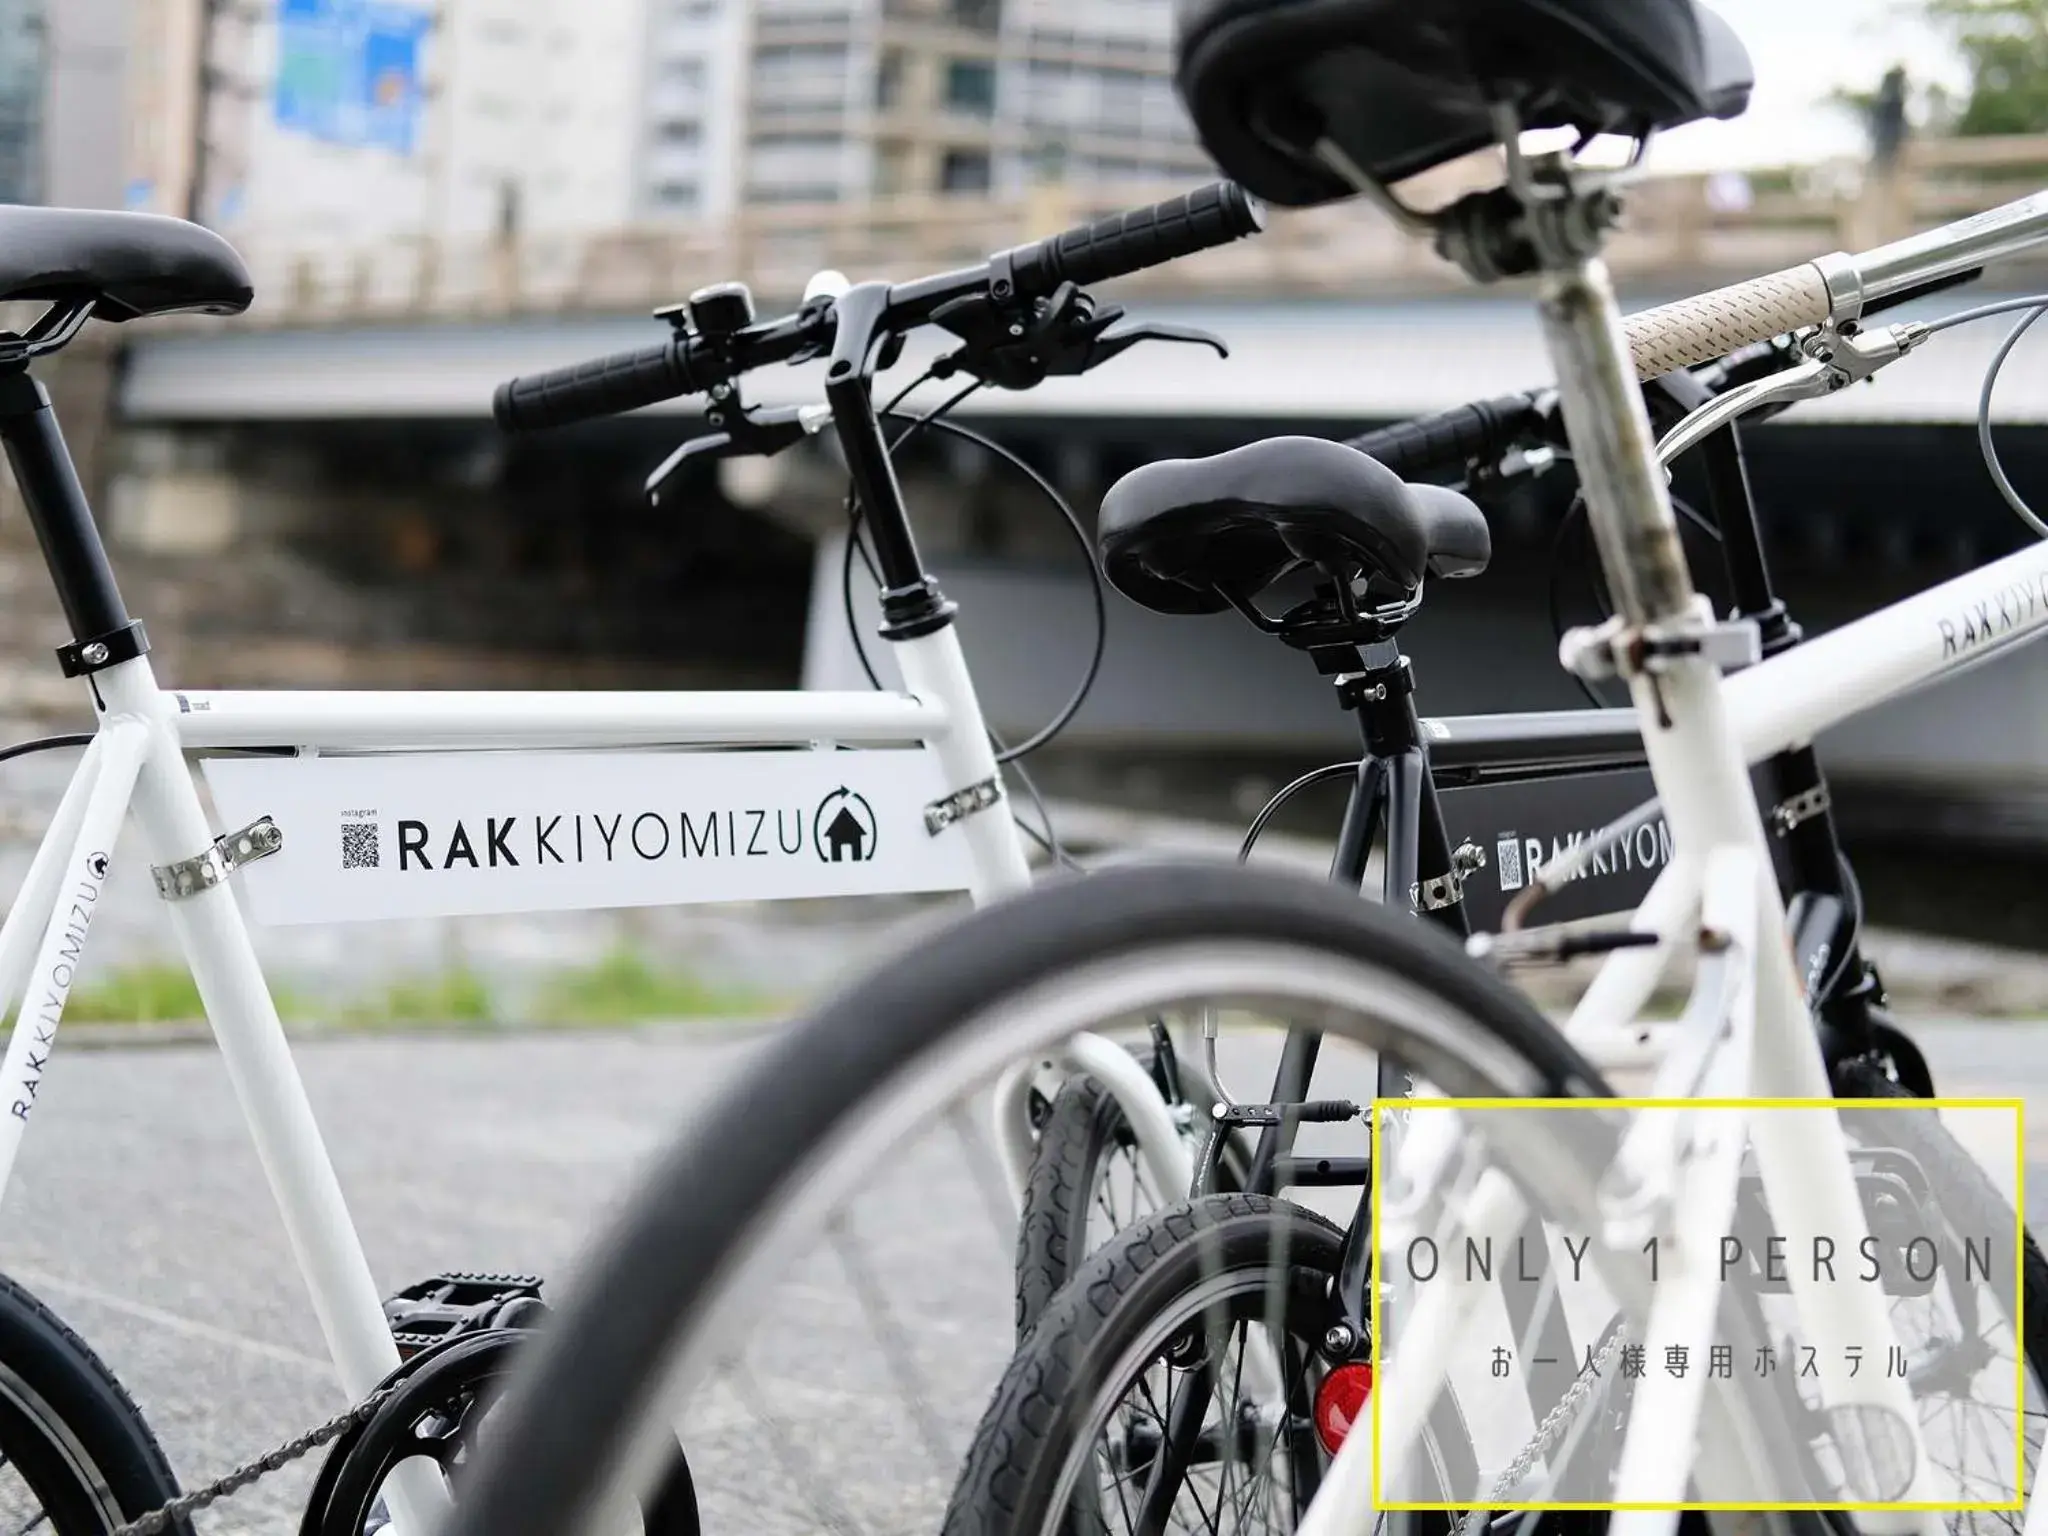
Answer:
152 817 282 900
1770 784 1831 836
1560 609 1760 683
1411 840 1487 912
56 620 150 679
924 776 1004 835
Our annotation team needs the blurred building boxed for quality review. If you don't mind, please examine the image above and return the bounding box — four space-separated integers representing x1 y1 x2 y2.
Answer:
122 0 1207 246
0 0 132 209
721 0 1206 208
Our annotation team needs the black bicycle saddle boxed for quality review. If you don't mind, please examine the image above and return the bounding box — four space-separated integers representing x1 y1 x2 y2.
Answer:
1097 435 1490 617
1176 0 1754 207
0 207 251 321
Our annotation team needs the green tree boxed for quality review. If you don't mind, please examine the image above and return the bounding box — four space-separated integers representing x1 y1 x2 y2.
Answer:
1925 0 2048 135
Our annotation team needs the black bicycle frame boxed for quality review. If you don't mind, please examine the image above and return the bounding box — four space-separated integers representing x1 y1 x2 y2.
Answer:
1216 408 1930 1455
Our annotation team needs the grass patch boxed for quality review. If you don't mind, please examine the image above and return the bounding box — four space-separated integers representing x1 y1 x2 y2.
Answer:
532 948 772 1025
62 963 212 1024
39 953 776 1033
58 963 310 1025
341 966 499 1028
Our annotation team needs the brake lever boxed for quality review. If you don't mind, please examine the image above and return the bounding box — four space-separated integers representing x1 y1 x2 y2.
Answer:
1654 320 1929 469
1654 360 1830 469
1084 321 1229 370
645 403 832 507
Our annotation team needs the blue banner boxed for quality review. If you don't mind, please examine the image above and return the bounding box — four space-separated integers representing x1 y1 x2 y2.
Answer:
274 0 431 156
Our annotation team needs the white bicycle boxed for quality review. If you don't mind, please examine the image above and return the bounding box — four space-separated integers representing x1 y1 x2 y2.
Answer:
429 4 2048 1536
0 186 1280 1534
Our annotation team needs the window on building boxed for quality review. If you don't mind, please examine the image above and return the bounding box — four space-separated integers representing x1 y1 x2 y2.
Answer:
875 51 904 108
651 180 700 211
939 149 992 193
1090 156 1146 180
943 60 995 116
494 180 521 242
748 133 845 201
1097 65 1149 131
753 44 849 111
657 118 702 146
664 57 706 87
0 0 44 207
949 0 1001 30
875 143 912 196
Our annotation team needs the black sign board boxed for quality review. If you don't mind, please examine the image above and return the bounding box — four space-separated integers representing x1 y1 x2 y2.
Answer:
1438 766 1790 934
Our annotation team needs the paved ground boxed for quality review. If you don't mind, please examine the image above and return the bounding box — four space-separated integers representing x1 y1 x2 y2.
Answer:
0 1029 767 1533
0 1019 2041 1533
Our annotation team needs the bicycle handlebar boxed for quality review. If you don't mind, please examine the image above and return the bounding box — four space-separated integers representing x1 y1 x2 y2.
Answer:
999 181 1265 297
1339 391 1550 480
493 336 705 433
1621 188 2048 381
1623 264 1833 381
493 181 1264 433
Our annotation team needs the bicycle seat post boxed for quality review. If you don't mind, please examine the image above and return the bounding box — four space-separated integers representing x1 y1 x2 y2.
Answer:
0 364 143 677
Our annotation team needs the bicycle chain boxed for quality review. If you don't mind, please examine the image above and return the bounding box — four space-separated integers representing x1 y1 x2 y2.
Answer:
108 1384 395 1536
1482 1320 1630 1505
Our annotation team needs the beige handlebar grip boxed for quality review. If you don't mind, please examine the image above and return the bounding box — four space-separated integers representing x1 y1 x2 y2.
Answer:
1624 264 1834 379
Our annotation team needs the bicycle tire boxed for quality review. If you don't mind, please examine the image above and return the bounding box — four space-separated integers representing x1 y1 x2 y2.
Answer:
1835 1056 2047 1527
1017 1048 1249 1341
440 862 1615 1536
950 1192 1474 1536
0 1269 189 1534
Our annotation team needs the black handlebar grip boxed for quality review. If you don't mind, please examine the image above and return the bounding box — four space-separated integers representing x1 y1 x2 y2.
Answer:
493 336 700 433
1289 1100 1361 1124
1341 392 1548 480
1004 182 1266 297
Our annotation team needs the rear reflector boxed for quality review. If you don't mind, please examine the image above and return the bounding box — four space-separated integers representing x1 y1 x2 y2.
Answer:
1313 1360 1373 1455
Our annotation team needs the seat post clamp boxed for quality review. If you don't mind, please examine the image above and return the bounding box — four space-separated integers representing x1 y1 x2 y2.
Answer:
925 776 1004 836
153 817 282 901
57 620 150 679
1559 609 1759 684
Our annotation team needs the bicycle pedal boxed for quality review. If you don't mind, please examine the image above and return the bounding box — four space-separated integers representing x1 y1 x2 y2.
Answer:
1213 1099 1359 1127
382 1271 547 1358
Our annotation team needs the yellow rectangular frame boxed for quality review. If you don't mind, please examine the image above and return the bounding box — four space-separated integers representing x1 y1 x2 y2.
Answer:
1367 1096 2028 1514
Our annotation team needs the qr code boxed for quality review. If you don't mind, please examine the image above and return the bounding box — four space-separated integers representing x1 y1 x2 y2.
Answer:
341 822 380 871
1494 834 1523 892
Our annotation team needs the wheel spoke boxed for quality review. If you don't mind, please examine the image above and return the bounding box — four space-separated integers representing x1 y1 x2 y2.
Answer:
828 1213 953 1473
724 1363 864 1536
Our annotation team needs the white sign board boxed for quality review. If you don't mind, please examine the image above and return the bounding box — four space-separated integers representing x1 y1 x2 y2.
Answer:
202 747 978 925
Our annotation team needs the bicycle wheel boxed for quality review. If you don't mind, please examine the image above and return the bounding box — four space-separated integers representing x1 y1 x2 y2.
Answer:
438 862 1616 1536
950 1192 1474 1536
1017 1045 1250 1341
1832 1058 2046 1534
0 1270 188 1534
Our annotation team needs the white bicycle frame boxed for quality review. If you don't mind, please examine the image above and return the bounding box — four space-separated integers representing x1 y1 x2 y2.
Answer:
1297 183 2048 1534
0 613 1206 1530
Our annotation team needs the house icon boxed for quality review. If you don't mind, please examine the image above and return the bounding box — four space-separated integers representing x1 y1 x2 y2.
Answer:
812 789 876 863
825 806 866 861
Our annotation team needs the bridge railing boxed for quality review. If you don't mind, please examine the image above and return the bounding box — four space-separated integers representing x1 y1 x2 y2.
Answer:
225 136 2048 328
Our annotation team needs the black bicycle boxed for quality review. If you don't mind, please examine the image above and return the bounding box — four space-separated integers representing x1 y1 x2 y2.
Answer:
1007 328 1949 1349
